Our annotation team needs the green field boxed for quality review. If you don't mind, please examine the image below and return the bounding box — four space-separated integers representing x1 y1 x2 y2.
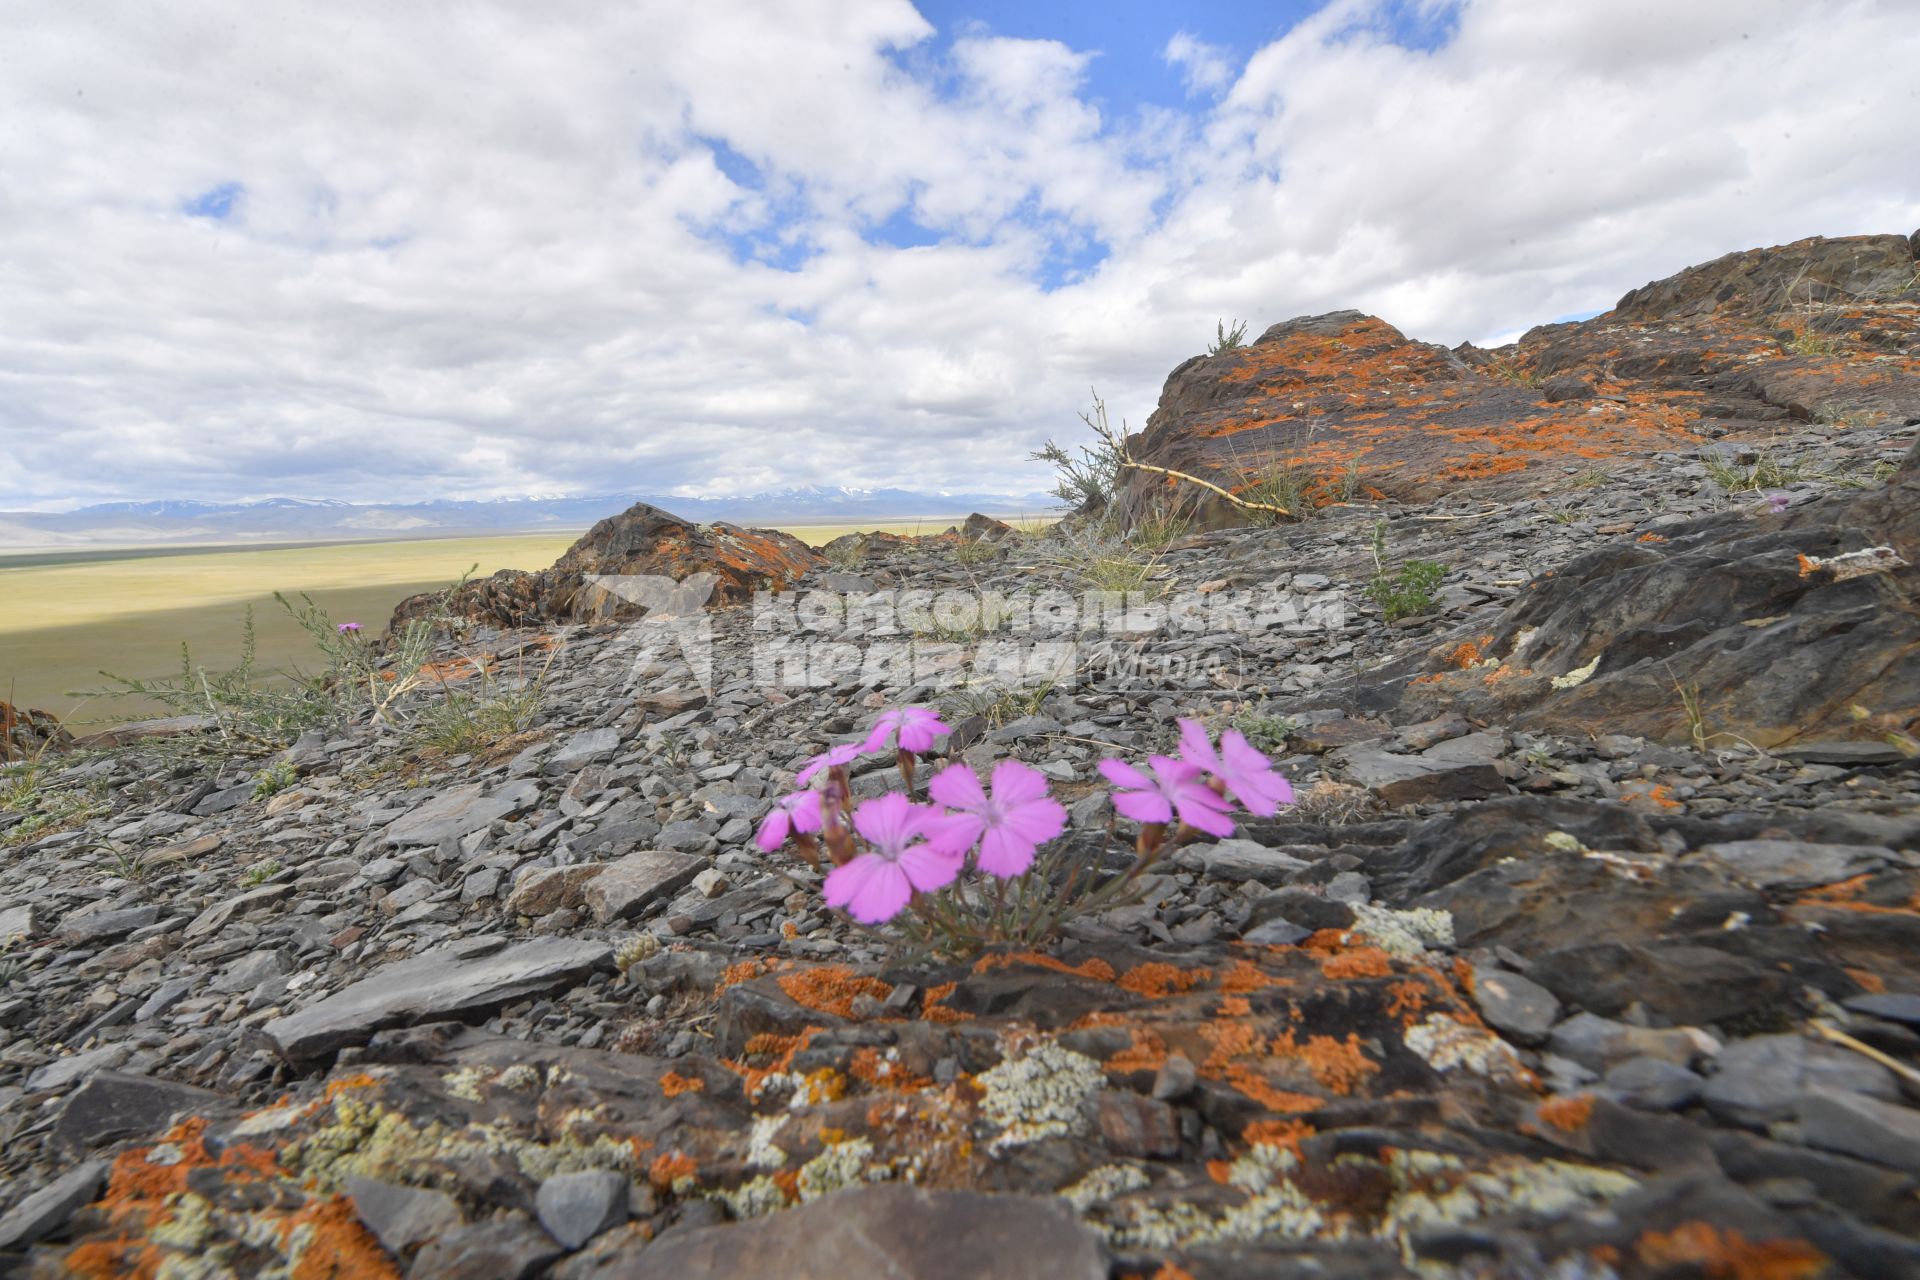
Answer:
0 519 1049 726
0 535 581 726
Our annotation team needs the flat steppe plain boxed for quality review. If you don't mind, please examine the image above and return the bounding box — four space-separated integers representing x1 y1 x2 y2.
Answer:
0 519 1019 725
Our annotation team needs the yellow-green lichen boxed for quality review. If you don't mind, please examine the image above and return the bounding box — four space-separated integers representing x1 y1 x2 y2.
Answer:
1061 1163 1151 1211
1349 904 1454 958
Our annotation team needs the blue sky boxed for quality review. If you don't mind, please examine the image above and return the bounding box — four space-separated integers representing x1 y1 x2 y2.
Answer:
2 0 1916 511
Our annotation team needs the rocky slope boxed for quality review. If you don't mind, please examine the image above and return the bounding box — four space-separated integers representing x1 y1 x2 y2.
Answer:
2 243 1919 1279
1115 232 1920 525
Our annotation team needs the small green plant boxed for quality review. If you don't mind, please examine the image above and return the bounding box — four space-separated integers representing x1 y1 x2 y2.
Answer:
1230 707 1298 753
1484 354 1542 387
1784 328 1842 357
1812 402 1875 428
241 859 283 887
100 842 151 883
1675 675 1709 752
1570 466 1610 489
1366 521 1446 621
946 676 1057 729
1030 390 1132 515
614 933 662 973
951 539 999 566
252 759 298 800
1241 461 1317 523
1705 452 1807 495
1208 318 1249 356
1130 501 1191 553
414 652 554 756
2 762 107 848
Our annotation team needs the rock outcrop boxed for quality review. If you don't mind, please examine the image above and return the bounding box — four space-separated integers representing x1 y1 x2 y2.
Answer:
1116 232 1920 524
391 502 821 631
0 703 68 762
1351 438 1920 750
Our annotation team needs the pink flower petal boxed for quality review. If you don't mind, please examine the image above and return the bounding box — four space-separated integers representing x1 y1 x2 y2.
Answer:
1113 790 1173 824
825 855 913 924
1001 796 1066 846
897 843 963 894
754 810 791 852
852 792 913 851
924 810 984 857
1098 757 1152 790
988 759 1050 806
976 826 1036 878
928 762 987 812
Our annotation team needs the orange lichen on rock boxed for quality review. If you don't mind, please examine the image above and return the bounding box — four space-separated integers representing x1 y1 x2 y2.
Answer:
850 1046 933 1092
1636 532 1668 543
920 981 972 1023
659 1071 705 1098
285 1195 403 1280
1216 995 1252 1017
1217 957 1280 993
1319 947 1394 980
648 1150 698 1191
718 957 777 991
1120 963 1210 998
1242 1117 1315 1157
1845 967 1887 994
776 966 893 1019
1224 1066 1325 1114
1624 783 1682 810
1151 1265 1198 1280
1273 1030 1380 1095
1109 1026 1172 1074
1300 928 1354 955
1536 1093 1597 1133
1200 1018 1263 1073
1446 636 1495 669
1635 1221 1827 1280
1385 978 1431 1022
974 951 1118 982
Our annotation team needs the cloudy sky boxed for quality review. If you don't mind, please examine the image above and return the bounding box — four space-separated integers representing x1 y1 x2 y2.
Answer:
4 0 1916 511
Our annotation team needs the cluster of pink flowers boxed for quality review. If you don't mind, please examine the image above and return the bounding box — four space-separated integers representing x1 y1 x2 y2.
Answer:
755 705 1293 927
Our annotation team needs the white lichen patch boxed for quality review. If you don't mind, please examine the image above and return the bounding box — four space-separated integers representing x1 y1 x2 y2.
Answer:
747 1113 789 1170
795 1136 888 1201
714 1173 790 1219
1550 655 1600 689
1403 1014 1530 1083
1061 1163 1151 1211
1350 904 1455 958
1377 1148 1637 1246
498 1063 542 1092
229 1103 310 1138
976 1040 1105 1151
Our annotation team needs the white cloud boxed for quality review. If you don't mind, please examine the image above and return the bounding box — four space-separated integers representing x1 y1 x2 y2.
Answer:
2 0 1917 509
1163 32 1237 97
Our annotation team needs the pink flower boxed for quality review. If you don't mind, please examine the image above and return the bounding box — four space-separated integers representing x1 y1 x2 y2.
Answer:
754 790 823 852
860 706 951 755
1765 492 1791 514
1098 755 1235 837
796 741 864 785
337 622 361 634
823 793 964 924
927 760 1066 878
1177 718 1294 816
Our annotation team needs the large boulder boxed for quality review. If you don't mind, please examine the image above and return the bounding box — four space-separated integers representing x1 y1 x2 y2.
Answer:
390 501 820 630
1355 439 1920 750
1115 232 1920 525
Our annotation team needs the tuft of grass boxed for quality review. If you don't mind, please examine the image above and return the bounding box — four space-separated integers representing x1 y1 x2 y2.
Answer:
1208 319 1249 356
951 540 999 566
1704 452 1808 494
1130 503 1192 553
946 677 1057 729
1784 329 1842 357
1484 354 1543 387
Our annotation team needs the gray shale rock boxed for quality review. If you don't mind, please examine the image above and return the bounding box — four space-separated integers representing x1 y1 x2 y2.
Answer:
265 938 612 1060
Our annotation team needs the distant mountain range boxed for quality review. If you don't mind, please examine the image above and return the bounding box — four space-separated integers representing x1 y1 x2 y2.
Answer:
0 488 1060 550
